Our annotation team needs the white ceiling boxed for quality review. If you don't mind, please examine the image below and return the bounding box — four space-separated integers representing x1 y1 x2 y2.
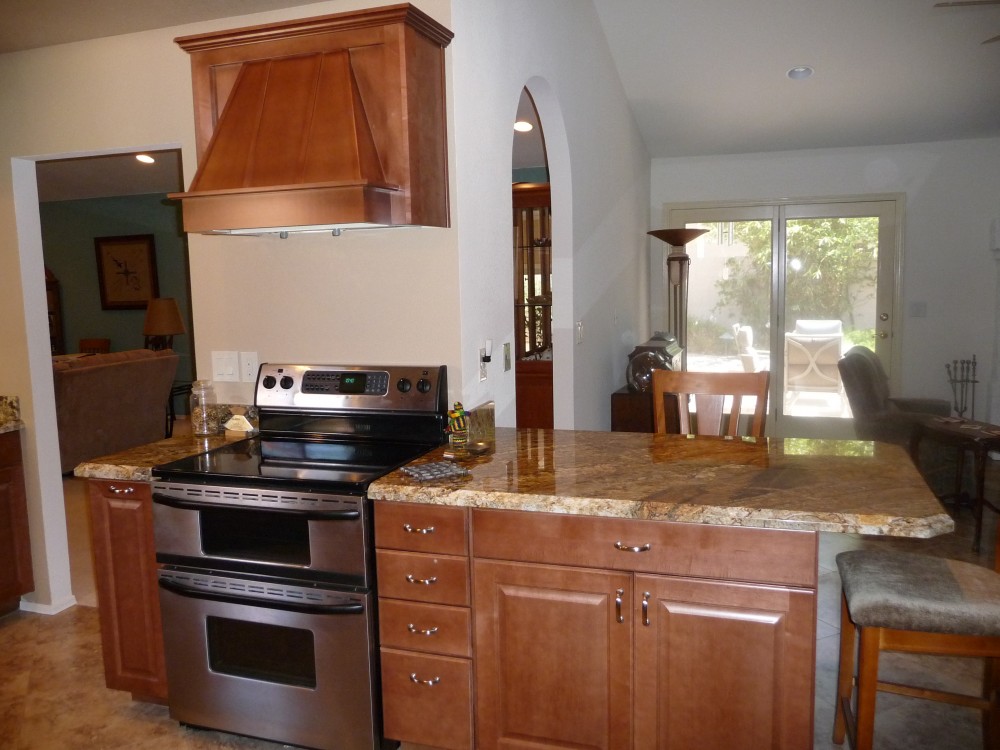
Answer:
10 0 1000 199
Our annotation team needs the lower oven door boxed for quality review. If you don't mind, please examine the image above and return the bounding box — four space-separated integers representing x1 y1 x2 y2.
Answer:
158 568 383 750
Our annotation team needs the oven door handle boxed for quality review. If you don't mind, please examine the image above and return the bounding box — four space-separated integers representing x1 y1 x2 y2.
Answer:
151 492 361 521
158 577 365 616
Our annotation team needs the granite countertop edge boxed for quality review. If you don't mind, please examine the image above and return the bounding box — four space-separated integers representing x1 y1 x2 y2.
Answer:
366 481 955 537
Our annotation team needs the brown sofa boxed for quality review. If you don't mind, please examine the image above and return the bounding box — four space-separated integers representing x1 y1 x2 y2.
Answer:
53 349 179 473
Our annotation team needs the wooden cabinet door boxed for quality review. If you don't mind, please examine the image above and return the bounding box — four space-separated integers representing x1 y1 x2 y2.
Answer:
474 560 632 750
87 480 167 702
633 575 815 750
0 432 33 615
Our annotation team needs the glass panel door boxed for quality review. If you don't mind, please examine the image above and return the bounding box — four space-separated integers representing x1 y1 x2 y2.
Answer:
665 199 899 439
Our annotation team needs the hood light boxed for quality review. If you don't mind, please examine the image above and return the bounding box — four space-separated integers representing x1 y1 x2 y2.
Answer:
787 66 814 80
135 153 156 164
513 120 533 132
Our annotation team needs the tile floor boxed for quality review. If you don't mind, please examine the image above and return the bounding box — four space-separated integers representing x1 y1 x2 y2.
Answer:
2 452 997 749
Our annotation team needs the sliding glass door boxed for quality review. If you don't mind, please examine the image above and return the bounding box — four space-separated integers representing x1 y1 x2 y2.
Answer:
662 198 899 438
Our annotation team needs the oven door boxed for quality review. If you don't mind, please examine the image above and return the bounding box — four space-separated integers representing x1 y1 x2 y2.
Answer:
151 481 369 584
158 568 382 750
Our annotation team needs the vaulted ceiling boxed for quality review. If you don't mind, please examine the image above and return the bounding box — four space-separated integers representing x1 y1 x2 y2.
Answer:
7 0 1000 199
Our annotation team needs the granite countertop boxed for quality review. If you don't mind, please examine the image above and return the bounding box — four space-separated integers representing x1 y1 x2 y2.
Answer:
0 396 24 433
368 427 954 538
74 433 243 482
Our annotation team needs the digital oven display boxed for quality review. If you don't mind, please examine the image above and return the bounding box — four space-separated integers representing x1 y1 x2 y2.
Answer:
339 373 367 394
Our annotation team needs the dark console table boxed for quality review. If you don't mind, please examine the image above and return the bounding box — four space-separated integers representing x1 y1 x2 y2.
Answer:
909 415 1000 552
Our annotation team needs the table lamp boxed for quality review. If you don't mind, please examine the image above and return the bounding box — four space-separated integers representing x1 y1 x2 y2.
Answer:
143 297 185 350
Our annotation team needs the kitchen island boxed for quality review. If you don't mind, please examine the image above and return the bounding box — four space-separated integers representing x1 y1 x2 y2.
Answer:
368 427 952 750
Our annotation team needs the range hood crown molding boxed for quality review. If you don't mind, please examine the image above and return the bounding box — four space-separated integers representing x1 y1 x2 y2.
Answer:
172 3 452 235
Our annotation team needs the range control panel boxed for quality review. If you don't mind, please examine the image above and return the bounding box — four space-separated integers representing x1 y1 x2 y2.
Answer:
255 364 447 413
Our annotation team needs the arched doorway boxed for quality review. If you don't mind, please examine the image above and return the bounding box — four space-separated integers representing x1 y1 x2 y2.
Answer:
512 87 553 428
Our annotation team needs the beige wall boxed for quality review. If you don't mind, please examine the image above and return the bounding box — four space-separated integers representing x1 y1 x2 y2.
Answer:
0 0 458 610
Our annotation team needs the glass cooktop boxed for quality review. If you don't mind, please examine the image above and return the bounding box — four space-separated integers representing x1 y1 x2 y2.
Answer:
153 436 438 490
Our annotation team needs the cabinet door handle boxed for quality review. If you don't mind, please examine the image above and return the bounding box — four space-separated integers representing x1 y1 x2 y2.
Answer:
107 485 135 495
615 588 624 623
642 591 651 627
407 623 439 636
405 574 438 585
614 541 651 553
409 673 441 687
403 523 435 534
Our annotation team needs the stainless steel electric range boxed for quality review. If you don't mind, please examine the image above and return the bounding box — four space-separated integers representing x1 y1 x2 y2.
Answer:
151 363 448 750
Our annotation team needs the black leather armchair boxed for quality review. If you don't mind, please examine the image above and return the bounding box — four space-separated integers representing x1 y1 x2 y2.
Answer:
837 346 951 444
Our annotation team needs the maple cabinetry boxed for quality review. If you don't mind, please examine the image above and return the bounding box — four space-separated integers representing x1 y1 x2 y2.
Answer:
0 430 33 616
374 502 473 750
473 508 817 750
87 479 167 703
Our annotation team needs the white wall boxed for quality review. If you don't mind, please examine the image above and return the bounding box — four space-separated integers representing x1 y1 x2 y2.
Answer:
651 138 1000 407
451 0 649 429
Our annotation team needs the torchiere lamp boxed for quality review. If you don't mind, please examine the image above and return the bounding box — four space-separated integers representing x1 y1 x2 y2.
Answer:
647 228 709 370
143 297 186 350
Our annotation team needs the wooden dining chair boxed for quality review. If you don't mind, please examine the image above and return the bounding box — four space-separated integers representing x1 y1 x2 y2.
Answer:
651 369 770 437
78 337 110 354
832 526 1000 749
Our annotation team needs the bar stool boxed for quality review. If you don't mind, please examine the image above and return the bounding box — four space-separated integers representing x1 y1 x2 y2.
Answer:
832 539 1000 749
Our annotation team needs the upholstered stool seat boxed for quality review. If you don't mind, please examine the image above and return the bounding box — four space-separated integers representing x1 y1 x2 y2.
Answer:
833 548 1000 749
838 549 1000 637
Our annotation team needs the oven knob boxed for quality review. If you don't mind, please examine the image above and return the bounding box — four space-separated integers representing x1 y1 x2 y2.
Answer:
397 377 412 393
280 375 294 390
261 375 277 389
416 378 432 394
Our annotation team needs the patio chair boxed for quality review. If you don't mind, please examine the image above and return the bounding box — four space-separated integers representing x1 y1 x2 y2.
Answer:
784 320 843 400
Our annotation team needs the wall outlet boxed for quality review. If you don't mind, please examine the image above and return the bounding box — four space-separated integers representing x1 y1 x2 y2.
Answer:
212 350 239 382
239 351 259 382
503 342 511 371
479 348 488 381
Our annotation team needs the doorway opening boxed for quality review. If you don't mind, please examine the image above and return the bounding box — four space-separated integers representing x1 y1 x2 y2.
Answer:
512 87 553 428
15 146 189 611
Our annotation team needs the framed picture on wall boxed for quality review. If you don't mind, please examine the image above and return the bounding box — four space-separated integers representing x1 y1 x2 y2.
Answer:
95 234 159 310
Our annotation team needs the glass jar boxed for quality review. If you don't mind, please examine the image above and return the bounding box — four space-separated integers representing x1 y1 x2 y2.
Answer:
190 380 218 436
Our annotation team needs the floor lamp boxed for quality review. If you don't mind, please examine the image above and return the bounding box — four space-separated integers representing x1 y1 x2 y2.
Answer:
647 228 708 370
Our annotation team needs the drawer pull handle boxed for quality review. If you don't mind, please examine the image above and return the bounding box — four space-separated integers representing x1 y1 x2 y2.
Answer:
614 541 651 553
642 591 651 627
615 588 624 623
403 523 435 534
407 623 439 636
409 673 441 687
108 485 135 495
405 574 438 585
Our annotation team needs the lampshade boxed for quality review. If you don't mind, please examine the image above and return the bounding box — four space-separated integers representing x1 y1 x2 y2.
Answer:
143 298 186 336
647 228 709 247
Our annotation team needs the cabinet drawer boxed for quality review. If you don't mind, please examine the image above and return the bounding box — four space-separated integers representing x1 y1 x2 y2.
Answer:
375 501 468 555
379 599 471 657
472 508 817 588
376 550 470 605
381 648 473 750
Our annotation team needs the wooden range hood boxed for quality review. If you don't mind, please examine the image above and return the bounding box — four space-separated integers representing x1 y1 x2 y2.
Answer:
170 4 453 235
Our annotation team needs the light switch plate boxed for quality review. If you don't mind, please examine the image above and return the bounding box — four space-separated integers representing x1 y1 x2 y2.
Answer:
212 350 239 382
239 351 260 382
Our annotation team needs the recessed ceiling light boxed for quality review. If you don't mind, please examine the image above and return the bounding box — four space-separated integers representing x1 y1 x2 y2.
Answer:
513 120 533 133
787 66 814 81
135 153 155 164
